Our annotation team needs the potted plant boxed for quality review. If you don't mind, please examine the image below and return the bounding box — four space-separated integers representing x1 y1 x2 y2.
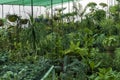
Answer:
102 36 119 54
0 19 4 26
53 15 61 20
20 19 28 24
54 7 66 13
99 3 108 8
87 2 97 12
6 14 19 22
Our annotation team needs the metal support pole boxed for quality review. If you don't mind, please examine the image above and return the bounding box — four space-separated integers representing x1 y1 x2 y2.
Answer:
30 0 36 51
19 5 21 16
68 0 70 13
118 1 120 20
31 0 33 19
2 4 3 18
107 0 110 18
51 0 53 29
51 0 53 20
67 0 70 22
50 0 55 56
62 0 63 23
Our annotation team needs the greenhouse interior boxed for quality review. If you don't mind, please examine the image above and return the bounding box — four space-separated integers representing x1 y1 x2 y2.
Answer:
0 0 120 79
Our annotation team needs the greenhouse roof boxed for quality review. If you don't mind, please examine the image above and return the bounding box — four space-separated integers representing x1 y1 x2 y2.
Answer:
0 0 74 6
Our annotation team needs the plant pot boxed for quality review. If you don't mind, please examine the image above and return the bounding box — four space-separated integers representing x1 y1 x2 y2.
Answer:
105 46 116 56
7 14 19 22
54 16 59 20
55 7 66 12
0 19 4 26
53 15 61 20
20 19 28 24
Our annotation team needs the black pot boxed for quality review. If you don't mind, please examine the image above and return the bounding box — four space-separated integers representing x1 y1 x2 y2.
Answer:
7 14 19 22
20 19 28 24
0 19 4 26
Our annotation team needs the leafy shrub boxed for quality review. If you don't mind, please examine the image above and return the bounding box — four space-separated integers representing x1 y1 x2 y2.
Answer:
89 68 120 80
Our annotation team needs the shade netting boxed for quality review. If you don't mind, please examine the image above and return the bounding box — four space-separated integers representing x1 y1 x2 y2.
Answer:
0 0 74 6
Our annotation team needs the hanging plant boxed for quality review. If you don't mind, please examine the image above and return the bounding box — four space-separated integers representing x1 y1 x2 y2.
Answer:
20 19 29 24
70 12 77 16
0 19 4 26
87 2 97 8
93 9 106 21
6 14 19 22
64 13 71 17
54 7 66 13
53 15 60 20
87 2 97 12
64 12 77 17
38 15 44 21
99 3 108 8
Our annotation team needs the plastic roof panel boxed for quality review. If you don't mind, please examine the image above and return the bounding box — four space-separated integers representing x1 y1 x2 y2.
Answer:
0 0 73 6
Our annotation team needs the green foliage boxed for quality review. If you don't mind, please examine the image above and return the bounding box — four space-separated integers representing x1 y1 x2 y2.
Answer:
116 0 120 2
0 2 120 79
89 68 120 80
92 52 113 68
87 2 97 8
64 41 88 58
87 2 97 12
6 14 19 22
0 28 9 50
53 56 88 80
0 58 51 80
110 5 120 14
99 3 108 8
89 60 101 72
113 48 120 71
109 4 120 22
0 19 4 26
93 9 106 21
100 19 117 35
102 35 119 48
0 52 8 65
